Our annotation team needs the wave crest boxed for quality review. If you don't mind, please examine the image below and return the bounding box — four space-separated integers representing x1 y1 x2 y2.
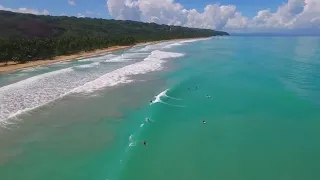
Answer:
73 50 184 93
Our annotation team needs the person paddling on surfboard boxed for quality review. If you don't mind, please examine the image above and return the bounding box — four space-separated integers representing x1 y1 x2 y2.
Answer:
143 141 147 146
202 120 206 124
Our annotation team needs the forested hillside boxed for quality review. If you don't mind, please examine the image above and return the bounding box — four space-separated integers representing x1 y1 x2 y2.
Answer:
0 10 229 63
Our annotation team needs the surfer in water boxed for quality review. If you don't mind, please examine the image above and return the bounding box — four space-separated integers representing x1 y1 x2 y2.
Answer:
202 120 207 124
206 95 211 98
143 141 147 146
146 118 151 123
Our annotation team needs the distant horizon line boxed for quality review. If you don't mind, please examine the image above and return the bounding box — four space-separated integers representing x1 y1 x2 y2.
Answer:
229 33 320 36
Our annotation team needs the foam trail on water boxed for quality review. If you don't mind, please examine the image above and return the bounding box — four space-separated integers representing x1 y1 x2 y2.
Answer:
150 89 169 104
160 101 186 108
150 89 182 103
164 94 182 100
128 134 136 147
150 89 185 107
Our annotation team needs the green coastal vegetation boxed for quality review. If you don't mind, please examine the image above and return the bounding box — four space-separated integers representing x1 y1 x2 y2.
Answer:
0 10 229 64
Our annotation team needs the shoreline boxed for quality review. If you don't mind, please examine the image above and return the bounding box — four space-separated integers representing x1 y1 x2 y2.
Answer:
0 45 134 74
0 38 205 74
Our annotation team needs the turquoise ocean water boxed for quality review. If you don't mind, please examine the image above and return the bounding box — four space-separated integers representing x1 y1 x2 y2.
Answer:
0 36 320 180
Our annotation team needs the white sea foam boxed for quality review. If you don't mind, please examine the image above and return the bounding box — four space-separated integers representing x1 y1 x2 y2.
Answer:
74 62 100 68
161 102 186 108
52 61 71 65
141 38 210 51
163 43 184 49
0 68 73 91
73 50 184 93
151 89 169 104
0 68 75 122
129 134 134 141
78 59 93 62
150 89 185 107
78 54 117 62
15 73 28 77
106 53 148 62
20 66 48 73
166 94 182 100
163 38 211 49
129 134 136 147
129 43 151 52
0 45 189 123
0 50 184 123
180 38 207 43
138 42 173 52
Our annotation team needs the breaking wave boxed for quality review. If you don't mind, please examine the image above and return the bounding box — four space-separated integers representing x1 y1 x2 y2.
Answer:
73 50 184 93
0 50 184 123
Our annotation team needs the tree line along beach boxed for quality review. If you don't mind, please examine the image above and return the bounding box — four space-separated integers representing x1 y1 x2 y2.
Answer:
0 10 228 73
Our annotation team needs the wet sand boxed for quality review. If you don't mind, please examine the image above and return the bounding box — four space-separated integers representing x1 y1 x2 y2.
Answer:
0 46 131 74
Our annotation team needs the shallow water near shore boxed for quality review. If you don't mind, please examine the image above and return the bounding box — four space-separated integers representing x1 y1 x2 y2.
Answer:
1 37 320 180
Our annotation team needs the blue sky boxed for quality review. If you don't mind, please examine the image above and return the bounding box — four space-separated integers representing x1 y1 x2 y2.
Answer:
0 0 319 32
175 0 283 17
0 0 109 18
0 0 284 18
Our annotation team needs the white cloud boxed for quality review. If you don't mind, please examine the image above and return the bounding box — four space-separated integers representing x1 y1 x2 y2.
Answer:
185 5 238 29
250 0 307 29
86 10 94 14
42 9 50 15
106 0 320 32
225 12 248 29
68 0 76 6
77 13 85 18
107 0 140 21
106 0 239 29
0 4 49 15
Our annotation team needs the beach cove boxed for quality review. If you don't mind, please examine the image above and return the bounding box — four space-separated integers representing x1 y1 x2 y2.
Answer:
0 36 320 180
